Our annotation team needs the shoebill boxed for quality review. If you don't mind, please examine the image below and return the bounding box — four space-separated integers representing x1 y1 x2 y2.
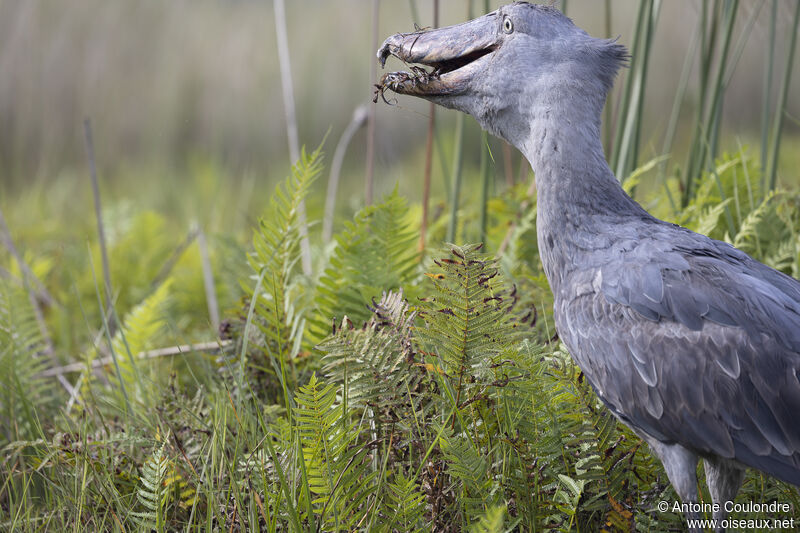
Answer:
377 2 800 530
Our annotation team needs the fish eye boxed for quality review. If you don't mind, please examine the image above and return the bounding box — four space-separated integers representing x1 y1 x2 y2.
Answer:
503 17 514 33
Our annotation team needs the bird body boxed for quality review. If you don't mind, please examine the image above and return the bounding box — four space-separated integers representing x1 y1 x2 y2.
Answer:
378 2 800 527
533 138 800 486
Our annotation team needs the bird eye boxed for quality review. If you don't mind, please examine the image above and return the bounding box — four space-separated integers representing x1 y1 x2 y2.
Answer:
503 17 514 33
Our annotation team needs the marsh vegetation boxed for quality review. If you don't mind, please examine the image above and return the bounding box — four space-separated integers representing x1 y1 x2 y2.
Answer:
2 1 800 531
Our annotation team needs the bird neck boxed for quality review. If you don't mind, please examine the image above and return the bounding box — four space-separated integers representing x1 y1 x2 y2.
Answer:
520 94 647 293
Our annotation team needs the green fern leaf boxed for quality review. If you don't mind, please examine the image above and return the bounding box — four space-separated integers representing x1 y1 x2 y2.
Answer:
693 198 732 236
0 280 52 443
319 290 424 418
385 473 427 532
416 244 519 403
309 188 419 346
470 504 515 533
131 432 170 531
294 373 376 530
100 279 172 410
240 144 323 394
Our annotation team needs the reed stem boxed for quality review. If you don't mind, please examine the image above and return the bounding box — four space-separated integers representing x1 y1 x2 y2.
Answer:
323 105 369 243
767 0 800 191
365 0 381 206
273 0 312 275
478 133 490 244
603 0 613 152
478 0 491 244
196 227 220 332
610 0 648 175
614 0 659 182
84 118 115 335
657 18 700 213
760 0 777 179
419 0 439 253
446 113 464 244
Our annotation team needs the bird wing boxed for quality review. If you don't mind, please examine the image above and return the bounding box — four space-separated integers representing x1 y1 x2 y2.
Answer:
558 226 800 485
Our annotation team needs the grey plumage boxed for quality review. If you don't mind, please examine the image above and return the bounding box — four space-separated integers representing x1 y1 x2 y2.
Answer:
377 1 800 528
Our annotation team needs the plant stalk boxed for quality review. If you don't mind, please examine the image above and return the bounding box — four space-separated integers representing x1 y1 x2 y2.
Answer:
446 114 464 244
478 0 491 245
760 0 778 178
323 105 369 243
767 0 800 191
419 0 439 253
84 118 115 335
273 0 313 275
196 227 220 332
365 0 380 206
609 0 648 175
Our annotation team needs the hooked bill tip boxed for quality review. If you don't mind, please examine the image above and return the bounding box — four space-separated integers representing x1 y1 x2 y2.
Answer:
377 42 392 68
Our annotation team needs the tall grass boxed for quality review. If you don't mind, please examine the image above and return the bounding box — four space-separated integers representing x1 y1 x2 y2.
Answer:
604 0 799 212
609 0 660 182
1 2 800 532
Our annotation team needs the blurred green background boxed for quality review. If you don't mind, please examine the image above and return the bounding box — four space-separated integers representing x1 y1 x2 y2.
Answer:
1 0 798 198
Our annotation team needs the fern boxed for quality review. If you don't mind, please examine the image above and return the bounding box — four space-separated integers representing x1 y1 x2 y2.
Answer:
90 279 172 412
764 235 799 276
439 426 496 521
319 290 426 427
131 432 170 532
309 188 419 346
0 279 53 443
692 198 732 237
153 380 208 513
294 373 375 530
416 244 518 408
666 150 800 273
548 351 645 531
551 474 586 532
499 190 557 344
469 504 512 533
384 472 427 532
732 190 779 256
239 144 323 399
5 144 798 531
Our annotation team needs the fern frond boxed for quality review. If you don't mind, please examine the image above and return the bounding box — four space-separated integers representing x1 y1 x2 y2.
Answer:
553 473 585 526
470 504 514 533
319 290 424 418
439 428 491 496
100 279 172 410
622 155 670 195
384 473 427 532
294 373 376 530
732 190 778 256
764 235 799 275
240 144 323 398
131 432 170 531
0 280 54 443
416 244 519 403
693 198 732 236
309 188 419 346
